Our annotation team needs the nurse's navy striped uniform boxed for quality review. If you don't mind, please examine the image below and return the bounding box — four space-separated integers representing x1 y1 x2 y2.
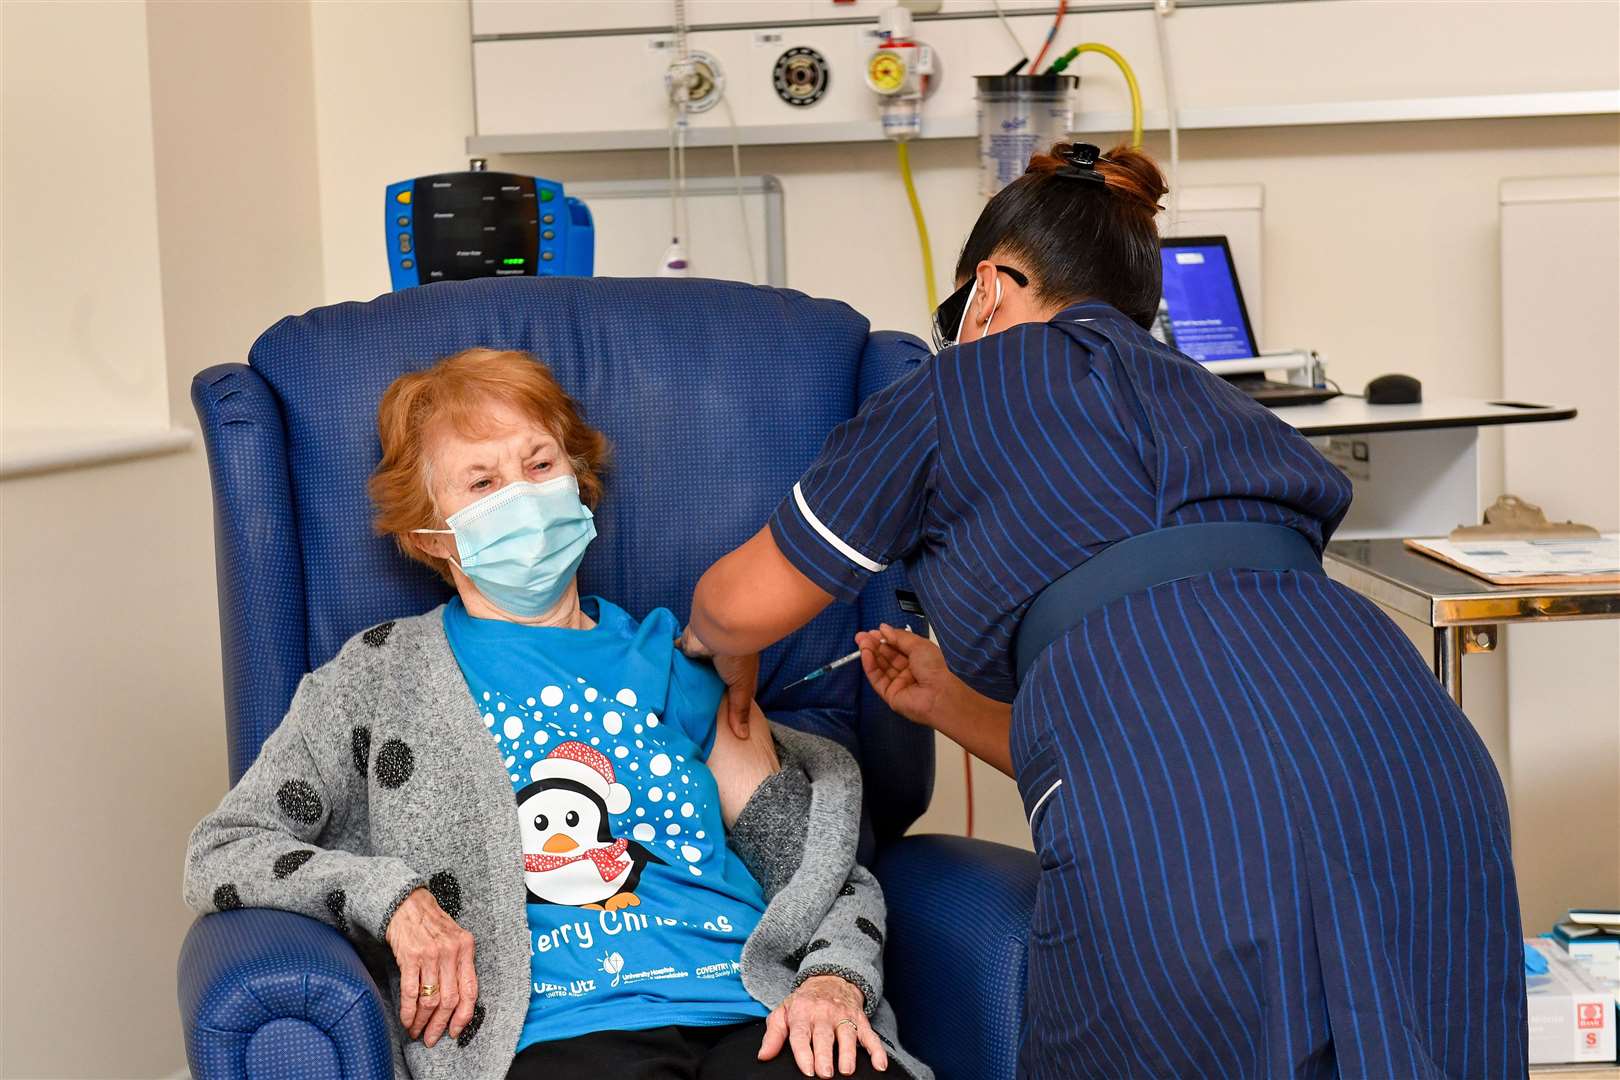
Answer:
769 301 1525 1078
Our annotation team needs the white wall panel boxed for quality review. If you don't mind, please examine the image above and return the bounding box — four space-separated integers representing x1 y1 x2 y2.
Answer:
472 1 1619 147
1500 174 1620 934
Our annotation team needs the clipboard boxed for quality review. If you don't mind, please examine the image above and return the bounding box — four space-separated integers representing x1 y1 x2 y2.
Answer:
1404 535 1620 586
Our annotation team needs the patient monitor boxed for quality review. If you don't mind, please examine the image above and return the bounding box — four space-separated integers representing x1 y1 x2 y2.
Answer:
386 169 594 291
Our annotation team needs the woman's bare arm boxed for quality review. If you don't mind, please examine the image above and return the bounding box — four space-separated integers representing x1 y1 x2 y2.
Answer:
706 698 781 828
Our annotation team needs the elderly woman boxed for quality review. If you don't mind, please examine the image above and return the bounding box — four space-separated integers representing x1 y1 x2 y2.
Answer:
184 348 929 1080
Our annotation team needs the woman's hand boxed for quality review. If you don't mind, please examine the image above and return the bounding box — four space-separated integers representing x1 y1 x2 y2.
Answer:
855 624 969 730
759 974 889 1077
386 887 478 1048
857 623 1016 776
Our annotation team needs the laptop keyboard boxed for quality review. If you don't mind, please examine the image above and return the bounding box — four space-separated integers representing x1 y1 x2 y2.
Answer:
1225 375 1341 408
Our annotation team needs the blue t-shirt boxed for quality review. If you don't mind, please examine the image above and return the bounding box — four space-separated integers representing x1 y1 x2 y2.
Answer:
442 597 770 1049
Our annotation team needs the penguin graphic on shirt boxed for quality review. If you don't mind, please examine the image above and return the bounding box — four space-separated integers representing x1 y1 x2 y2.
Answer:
517 741 665 912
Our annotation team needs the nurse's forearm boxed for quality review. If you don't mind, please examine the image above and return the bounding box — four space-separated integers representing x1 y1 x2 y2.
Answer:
690 526 834 655
930 692 1014 777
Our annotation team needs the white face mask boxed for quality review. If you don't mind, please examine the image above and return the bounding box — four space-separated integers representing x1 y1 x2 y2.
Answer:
414 475 596 617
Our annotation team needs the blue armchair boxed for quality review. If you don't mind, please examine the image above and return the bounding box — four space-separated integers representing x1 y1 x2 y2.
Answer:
180 277 1039 1080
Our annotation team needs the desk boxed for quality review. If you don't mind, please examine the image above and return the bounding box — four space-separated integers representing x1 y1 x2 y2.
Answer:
1281 396 1575 438
1324 538 1620 704
1278 397 1575 540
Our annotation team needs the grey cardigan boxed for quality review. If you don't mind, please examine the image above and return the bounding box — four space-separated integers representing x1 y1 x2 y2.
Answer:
183 609 931 1080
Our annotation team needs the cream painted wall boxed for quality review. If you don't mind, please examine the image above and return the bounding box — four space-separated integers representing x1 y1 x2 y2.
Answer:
1 1 170 435
308 0 473 306
0 1 327 1076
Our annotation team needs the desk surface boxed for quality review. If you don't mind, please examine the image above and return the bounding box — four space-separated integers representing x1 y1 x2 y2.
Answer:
1325 539 1620 627
1280 396 1574 436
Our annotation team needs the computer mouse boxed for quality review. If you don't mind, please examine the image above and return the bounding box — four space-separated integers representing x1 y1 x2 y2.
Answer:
1366 373 1422 405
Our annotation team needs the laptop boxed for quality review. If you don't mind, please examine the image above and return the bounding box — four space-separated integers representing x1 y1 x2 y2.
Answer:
1154 236 1339 407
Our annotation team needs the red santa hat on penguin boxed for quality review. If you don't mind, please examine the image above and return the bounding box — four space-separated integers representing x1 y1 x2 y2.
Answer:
533 741 632 815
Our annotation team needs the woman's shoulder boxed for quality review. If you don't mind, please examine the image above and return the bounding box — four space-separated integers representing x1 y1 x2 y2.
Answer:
271 607 453 754
585 597 680 643
316 606 452 685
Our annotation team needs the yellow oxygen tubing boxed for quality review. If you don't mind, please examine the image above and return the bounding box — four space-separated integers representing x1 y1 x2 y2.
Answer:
1048 43 1144 149
894 140 967 830
895 140 939 312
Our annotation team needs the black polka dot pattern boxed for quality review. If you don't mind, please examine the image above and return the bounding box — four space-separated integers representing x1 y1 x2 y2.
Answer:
855 917 884 947
374 739 414 789
274 849 316 879
782 944 808 969
428 870 463 919
838 880 856 898
325 889 348 934
805 938 831 954
456 1002 485 1048
351 727 371 779
362 621 394 648
213 884 242 911
277 779 323 825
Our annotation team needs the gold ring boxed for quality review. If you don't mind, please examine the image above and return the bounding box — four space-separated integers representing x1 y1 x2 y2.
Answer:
419 983 439 999
836 1018 857 1030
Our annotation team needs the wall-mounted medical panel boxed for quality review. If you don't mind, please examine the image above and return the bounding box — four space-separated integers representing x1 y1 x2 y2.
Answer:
470 0 1619 153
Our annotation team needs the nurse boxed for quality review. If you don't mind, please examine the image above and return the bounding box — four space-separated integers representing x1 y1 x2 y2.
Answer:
682 142 1526 1078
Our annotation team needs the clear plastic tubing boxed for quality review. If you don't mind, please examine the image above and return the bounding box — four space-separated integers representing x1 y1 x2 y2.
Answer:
975 74 1079 197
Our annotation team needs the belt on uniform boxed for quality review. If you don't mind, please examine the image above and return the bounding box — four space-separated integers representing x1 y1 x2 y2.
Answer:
1013 522 1325 687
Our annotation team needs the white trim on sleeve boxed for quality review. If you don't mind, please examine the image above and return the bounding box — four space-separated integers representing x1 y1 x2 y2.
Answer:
792 482 889 574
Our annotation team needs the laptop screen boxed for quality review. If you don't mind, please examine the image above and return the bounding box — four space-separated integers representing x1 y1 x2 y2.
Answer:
1159 237 1259 361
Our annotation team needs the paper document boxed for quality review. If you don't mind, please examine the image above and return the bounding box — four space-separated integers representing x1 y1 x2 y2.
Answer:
1405 534 1620 585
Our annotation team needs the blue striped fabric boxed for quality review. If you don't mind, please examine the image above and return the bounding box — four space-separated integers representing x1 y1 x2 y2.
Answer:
768 302 1525 1077
770 302 1352 703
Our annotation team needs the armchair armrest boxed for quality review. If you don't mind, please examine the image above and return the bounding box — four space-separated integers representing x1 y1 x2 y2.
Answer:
875 834 1039 1080
178 909 393 1080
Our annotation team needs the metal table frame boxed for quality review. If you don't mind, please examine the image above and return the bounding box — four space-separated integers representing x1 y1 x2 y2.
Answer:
1324 539 1620 704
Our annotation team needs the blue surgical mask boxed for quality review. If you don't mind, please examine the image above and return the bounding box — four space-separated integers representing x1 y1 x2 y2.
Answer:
417 476 596 617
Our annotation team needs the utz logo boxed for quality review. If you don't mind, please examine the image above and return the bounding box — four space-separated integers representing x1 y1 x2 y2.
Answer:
1001 116 1029 132
1578 1002 1606 1030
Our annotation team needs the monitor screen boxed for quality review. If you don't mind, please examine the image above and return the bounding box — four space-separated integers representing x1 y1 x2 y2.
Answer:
411 173 539 283
1159 239 1257 361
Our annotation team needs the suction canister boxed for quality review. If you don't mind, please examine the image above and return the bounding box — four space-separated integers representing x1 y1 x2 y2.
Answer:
976 74 1078 196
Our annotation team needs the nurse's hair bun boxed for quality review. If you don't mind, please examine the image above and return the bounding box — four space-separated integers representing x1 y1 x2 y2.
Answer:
1026 142 1167 217
957 141 1169 328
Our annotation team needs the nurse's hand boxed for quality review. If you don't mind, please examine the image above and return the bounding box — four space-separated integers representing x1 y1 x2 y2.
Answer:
855 624 965 729
858 624 1015 776
678 627 759 737
712 651 761 736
